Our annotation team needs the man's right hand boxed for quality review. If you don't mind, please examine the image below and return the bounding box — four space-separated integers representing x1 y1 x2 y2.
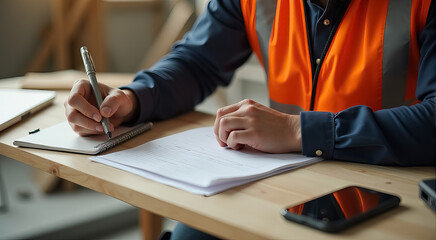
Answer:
64 79 138 136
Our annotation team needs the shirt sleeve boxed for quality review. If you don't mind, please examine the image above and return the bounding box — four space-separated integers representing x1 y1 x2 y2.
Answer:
120 0 251 123
300 2 436 166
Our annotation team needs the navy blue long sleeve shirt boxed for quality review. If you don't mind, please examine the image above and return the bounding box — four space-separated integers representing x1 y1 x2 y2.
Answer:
122 0 436 166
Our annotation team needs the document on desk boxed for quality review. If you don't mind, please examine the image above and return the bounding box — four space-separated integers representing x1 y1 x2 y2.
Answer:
90 127 322 196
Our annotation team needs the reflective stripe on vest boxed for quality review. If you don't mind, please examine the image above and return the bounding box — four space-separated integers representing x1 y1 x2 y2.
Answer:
255 0 277 77
383 0 411 109
240 0 431 114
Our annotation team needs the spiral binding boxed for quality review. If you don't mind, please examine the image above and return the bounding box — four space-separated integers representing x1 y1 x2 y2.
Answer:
94 122 152 153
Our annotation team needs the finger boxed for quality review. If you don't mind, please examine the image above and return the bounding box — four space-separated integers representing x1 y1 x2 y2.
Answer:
214 114 228 147
216 100 245 118
69 94 101 121
215 132 227 147
227 130 253 150
68 122 103 136
218 116 247 144
100 90 124 118
214 104 238 138
66 108 102 132
71 79 92 100
68 80 101 122
68 118 115 136
214 99 258 126
214 100 253 145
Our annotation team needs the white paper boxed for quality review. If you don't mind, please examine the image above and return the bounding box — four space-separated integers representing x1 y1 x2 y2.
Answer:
91 127 322 195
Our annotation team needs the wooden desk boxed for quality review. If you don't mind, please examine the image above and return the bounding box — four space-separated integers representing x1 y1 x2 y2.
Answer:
0 78 435 240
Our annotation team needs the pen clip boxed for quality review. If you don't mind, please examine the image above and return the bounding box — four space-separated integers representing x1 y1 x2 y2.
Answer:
80 46 96 74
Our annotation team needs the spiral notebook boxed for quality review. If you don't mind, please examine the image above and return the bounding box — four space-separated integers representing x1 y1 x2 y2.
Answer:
13 121 152 154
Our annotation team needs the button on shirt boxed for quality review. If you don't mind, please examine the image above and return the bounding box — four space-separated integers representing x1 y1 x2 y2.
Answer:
305 0 349 69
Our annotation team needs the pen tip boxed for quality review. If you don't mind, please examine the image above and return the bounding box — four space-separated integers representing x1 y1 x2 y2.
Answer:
107 132 112 139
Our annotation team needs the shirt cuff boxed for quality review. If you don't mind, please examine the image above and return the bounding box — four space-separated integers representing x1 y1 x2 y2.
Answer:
119 78 155 125
300 111 334 159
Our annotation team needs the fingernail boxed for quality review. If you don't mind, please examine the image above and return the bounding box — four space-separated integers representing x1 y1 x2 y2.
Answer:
96 125 103 131
101 107 111 116
93 113 100 122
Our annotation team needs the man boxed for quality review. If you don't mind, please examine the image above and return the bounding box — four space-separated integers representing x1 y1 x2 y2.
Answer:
65 0 435 238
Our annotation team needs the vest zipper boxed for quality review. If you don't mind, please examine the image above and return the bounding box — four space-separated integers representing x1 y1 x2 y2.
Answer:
303 2 350 111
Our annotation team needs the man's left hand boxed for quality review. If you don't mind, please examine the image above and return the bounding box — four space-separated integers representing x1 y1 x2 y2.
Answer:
214 99 302 153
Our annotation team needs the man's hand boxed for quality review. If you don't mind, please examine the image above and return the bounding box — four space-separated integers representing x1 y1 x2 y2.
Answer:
64 79 138 136
214 99 302 153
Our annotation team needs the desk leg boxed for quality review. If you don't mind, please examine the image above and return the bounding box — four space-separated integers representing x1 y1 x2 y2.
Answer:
140 209 162 240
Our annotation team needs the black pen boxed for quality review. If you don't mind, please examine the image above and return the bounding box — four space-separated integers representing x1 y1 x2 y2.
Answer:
80 46 112 139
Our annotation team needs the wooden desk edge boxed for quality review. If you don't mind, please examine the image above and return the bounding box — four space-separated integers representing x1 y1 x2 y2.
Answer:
0 111 271 240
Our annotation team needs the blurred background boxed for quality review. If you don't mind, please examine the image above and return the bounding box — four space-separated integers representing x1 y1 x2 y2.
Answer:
0 0 200 77
0 0 267 239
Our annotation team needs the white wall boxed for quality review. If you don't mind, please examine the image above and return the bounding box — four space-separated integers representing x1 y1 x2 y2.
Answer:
104 2 168 72
0 0 52 78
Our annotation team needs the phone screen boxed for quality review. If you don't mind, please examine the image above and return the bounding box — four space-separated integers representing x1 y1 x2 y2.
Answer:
281 186 400 232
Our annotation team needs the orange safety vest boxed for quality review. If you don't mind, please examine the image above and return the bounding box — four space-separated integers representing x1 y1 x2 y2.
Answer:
240 0 431 114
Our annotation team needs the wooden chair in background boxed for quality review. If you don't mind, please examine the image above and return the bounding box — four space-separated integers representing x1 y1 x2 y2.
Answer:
28 0 194 73
28 0 107 72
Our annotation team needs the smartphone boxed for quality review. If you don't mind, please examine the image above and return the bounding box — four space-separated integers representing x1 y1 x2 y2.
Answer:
280 186 401 233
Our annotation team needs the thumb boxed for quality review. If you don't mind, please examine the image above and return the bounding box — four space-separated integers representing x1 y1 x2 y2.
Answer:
100 93 122 118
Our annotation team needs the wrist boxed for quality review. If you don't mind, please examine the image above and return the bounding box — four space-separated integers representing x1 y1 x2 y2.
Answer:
287 114 302 152
122 89 139 123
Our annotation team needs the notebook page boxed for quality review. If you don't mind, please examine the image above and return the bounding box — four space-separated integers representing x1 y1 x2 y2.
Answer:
13 121 150 154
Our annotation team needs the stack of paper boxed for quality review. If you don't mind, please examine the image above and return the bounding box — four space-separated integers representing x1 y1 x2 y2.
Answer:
91 127 322 196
